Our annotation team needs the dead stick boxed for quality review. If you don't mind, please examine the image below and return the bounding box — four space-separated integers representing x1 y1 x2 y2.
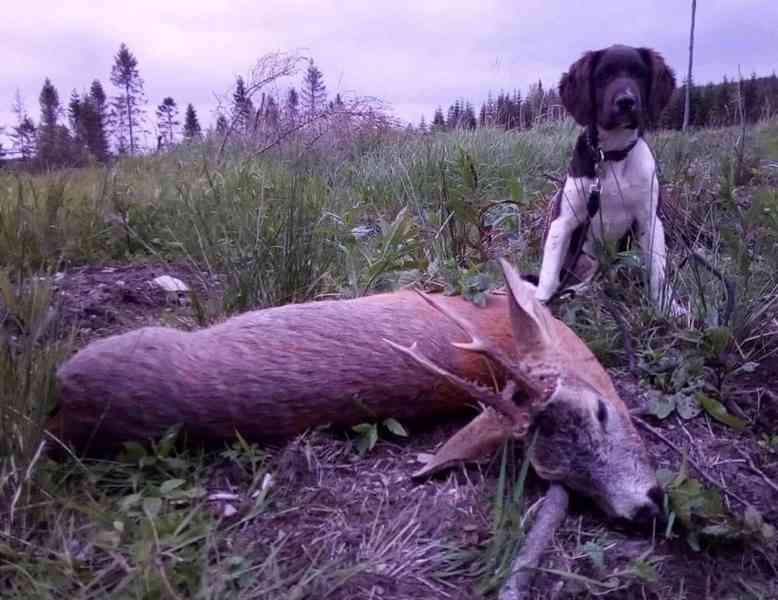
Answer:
633 416 750 506
498 483 569 600
735 447 778 494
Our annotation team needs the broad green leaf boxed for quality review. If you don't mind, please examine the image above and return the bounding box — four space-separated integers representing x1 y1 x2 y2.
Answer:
160 479 186 495
383 418 408 437
648 394 676 420
119 493 142 512
698 393 746 431
143 497 162 520
702 327 732 358
675 393 702 420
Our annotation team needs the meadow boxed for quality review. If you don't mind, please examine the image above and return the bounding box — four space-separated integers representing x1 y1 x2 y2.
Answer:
1 120 777 598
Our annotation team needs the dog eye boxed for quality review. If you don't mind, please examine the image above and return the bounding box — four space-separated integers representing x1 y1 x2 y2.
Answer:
597 400 608 426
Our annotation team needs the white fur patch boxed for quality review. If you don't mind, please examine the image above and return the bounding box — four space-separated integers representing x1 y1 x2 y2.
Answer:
536 130 670 308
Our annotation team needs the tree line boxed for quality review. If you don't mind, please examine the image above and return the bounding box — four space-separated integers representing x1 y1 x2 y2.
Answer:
1 44 382 170
423 72 778 132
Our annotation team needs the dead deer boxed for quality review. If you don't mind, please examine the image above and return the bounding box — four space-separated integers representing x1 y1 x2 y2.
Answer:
52 259 662 522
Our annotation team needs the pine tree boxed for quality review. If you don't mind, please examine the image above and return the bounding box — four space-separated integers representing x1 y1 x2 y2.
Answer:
285 87 299 122
263 96 280 128
110 43 146 154
712 77 731 126
85 80 110 161
431 107 446 131
156 97 179 146
68 90 82 137
300 59 327 115
232 76 254 134
183 103 202 140
462 102 477 129
743 73 759 123
418 115 428 133
37 78 71 167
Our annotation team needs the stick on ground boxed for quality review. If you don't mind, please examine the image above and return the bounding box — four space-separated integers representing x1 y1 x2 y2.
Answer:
498 483 570 600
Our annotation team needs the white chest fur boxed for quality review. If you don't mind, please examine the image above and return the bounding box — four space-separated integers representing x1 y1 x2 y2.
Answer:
536 134 669 306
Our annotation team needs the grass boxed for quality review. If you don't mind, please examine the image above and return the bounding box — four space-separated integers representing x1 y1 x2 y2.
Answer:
1 119 778 598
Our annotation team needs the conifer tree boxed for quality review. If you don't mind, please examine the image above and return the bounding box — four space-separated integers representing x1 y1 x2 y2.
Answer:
156 97 179 146
300 59 327 115
37 78 72 167
431 107 446 131
84 80 110 161
183 103 202 140
10 93 37 162
110 43 146 154
231 76 254 134
285 87 299 122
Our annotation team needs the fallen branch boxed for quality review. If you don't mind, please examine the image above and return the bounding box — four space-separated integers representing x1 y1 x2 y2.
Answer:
633 416 750 507
735 447 778 495
498 483 569 600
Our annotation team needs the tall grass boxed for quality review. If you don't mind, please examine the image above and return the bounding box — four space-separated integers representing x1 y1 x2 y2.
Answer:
1 120 778 596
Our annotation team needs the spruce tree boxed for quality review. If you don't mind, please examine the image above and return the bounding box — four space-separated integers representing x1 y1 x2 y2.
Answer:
263 97 279 128
38 78 69 167
285 87 299 122
232 76 254 134
183 103 202 140
156 97 179 146
431 107 446 131
300 59 326 115
110 43 146 154
86 80 110 161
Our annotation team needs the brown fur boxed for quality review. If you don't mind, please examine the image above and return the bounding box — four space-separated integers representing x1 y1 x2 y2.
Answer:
53 289 617 450
53 262 661 521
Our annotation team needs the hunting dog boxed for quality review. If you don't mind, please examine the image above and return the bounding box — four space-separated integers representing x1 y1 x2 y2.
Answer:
534 45 677 310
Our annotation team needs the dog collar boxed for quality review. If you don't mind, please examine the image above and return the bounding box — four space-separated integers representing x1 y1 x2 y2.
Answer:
586 127 638 164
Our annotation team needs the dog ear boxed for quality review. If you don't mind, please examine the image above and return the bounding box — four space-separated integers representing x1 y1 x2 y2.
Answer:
639 48 677 125
559 50 601 126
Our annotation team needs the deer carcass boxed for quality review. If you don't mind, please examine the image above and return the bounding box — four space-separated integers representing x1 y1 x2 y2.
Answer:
52 259 662 522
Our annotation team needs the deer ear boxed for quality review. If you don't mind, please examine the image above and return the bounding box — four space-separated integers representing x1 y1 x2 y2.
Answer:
497 258 555 349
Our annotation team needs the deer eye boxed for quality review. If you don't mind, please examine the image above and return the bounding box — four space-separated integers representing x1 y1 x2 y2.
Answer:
596 400 608 427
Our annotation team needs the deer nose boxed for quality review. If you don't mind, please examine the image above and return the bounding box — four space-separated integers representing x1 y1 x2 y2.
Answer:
615 93 636 112
633 485 664 522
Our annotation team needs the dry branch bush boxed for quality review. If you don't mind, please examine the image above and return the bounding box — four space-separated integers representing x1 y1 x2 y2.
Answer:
212 51 398 161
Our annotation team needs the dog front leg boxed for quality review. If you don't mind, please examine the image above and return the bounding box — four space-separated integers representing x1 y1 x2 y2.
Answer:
536 215 579 303
638 216 670 308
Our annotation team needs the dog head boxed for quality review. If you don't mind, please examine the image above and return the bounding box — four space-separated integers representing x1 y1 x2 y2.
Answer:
559 44 676 130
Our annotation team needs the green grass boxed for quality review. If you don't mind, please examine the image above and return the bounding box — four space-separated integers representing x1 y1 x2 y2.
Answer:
2 119 778 597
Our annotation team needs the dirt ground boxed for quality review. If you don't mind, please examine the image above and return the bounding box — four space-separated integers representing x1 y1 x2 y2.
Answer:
51 262 778 599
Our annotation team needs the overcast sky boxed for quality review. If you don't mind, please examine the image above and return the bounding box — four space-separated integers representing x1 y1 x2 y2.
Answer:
1 0 776 147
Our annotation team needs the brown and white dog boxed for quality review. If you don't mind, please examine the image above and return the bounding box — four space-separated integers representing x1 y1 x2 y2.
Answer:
535 45 677 310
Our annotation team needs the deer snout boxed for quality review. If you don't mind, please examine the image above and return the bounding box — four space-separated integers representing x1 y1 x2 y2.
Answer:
631 484 664 523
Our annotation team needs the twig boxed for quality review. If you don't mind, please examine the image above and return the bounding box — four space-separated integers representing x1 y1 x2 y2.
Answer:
633 416 750 506
735 447 778 494
498 483 569 600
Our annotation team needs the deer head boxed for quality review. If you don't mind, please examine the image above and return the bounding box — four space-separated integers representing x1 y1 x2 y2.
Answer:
385 258 662 523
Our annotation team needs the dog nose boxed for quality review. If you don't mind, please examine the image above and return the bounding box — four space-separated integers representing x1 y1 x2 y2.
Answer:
615 94 636 112
632 485 664 522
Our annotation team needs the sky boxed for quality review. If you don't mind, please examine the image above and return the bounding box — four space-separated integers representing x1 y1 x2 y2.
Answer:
1 0 776 148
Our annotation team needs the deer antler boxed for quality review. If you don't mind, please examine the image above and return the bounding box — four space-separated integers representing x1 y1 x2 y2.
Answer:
411 289 541 398
382 339 528 431
382 288 540 432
